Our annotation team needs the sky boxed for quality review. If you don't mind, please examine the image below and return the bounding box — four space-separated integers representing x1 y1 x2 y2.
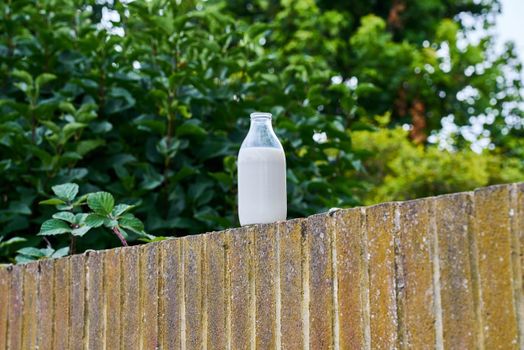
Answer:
497 0 524 62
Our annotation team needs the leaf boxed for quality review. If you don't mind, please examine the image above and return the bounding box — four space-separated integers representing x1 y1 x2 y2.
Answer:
17 247 46 258
74 213 88 225
51 183 79 201
71 226 91 237
76 139 105 156
85 214 106 228
35 73 57 88
176 120 207 137
63 122 87 140
15 254 37 264
12 69 33 85
38 219 71 236
119 213 145 234
87 192 115 215
104 218 119 228
52 212 76 224
7 202 31 215
51 246 70 258
112 204 135 217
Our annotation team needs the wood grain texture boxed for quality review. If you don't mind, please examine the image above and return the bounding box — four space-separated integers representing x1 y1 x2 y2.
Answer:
0 183 521 350
104 248 122 350
206 232 228 350
183 235 205 350
279 219 304 350
159 239 182 349
229 226 254 350
333 209 367 349
365 203 399 350
53 257 70 349
307 214 334 350
7 265 23 350
474 186 519 348
397 199 435 349
121 247 140 349
435 193 477 349
140 243 160 349
68 254 85 350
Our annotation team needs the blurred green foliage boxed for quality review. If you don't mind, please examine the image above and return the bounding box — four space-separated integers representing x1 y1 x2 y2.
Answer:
0 0 523 262
352 126 524 205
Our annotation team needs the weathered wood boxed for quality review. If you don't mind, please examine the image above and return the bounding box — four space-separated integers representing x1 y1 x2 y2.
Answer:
68 254 85 350
159 239 182 349
229 226 255 350
183 235 205 349
307 214 334 349
254 223 278 349
52 257 70 349
0 183 522 350
0 267 9 349
279 219 304 350
473 186 519 348
121 246 140 349
140 243 160 349
104 248 122 350
333 209 367 349
206 232 228 350
7 265 23 350
435 193 477 349
86 252 104 350
365 203 398 350
397 199 435 349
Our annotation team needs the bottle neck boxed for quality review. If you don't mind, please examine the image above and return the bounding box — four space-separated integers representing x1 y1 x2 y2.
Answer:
249 117 272 131
241 113 282 149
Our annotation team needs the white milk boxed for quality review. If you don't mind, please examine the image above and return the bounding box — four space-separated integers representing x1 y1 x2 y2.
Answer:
238 147 287 225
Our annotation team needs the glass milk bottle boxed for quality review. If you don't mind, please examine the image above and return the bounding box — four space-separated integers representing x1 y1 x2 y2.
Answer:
238 112 287 226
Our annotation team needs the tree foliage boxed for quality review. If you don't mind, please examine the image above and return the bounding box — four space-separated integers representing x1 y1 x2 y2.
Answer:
0 0 522 263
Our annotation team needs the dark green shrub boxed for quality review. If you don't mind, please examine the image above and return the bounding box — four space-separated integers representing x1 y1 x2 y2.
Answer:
0 0 360 262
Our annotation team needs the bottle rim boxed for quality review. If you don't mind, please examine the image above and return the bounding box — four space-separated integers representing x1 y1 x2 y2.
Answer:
250 112 272 120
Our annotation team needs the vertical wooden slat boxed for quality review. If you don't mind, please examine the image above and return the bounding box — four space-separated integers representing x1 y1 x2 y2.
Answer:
206 233 227 350
307 214 334 349
280 219 304 350
159 239 181 349
397 199 436 348
334 209 367 349
140 243 160 349
435 194 477 348
0 267 9 349
229 227 254 350
37 259 54 350
474 186 519 348
122 247 140 349
53 257 70 349
365 203 398 349
86 252 104 349
184 235 205 349
518 183 524 290
21 263 39 349
7 265 23 350
510 183 524 349
254 224 278 349
69 255 85 350
104 248 122 350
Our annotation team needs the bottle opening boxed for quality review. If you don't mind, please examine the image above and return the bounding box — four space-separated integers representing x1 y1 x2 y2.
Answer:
250 112 272 120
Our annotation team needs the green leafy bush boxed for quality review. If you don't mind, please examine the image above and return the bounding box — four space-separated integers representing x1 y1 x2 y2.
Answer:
352 127 524 204
14 182 149 263
0 1 360 262
1 0 522 263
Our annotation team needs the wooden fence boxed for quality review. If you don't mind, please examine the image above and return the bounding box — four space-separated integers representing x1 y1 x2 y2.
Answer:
1 183 523 349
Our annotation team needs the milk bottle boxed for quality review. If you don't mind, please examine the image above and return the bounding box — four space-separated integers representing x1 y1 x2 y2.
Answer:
238 112 287 225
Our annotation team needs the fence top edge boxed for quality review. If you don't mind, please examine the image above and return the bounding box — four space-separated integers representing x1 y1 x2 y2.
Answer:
0 182 519 269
